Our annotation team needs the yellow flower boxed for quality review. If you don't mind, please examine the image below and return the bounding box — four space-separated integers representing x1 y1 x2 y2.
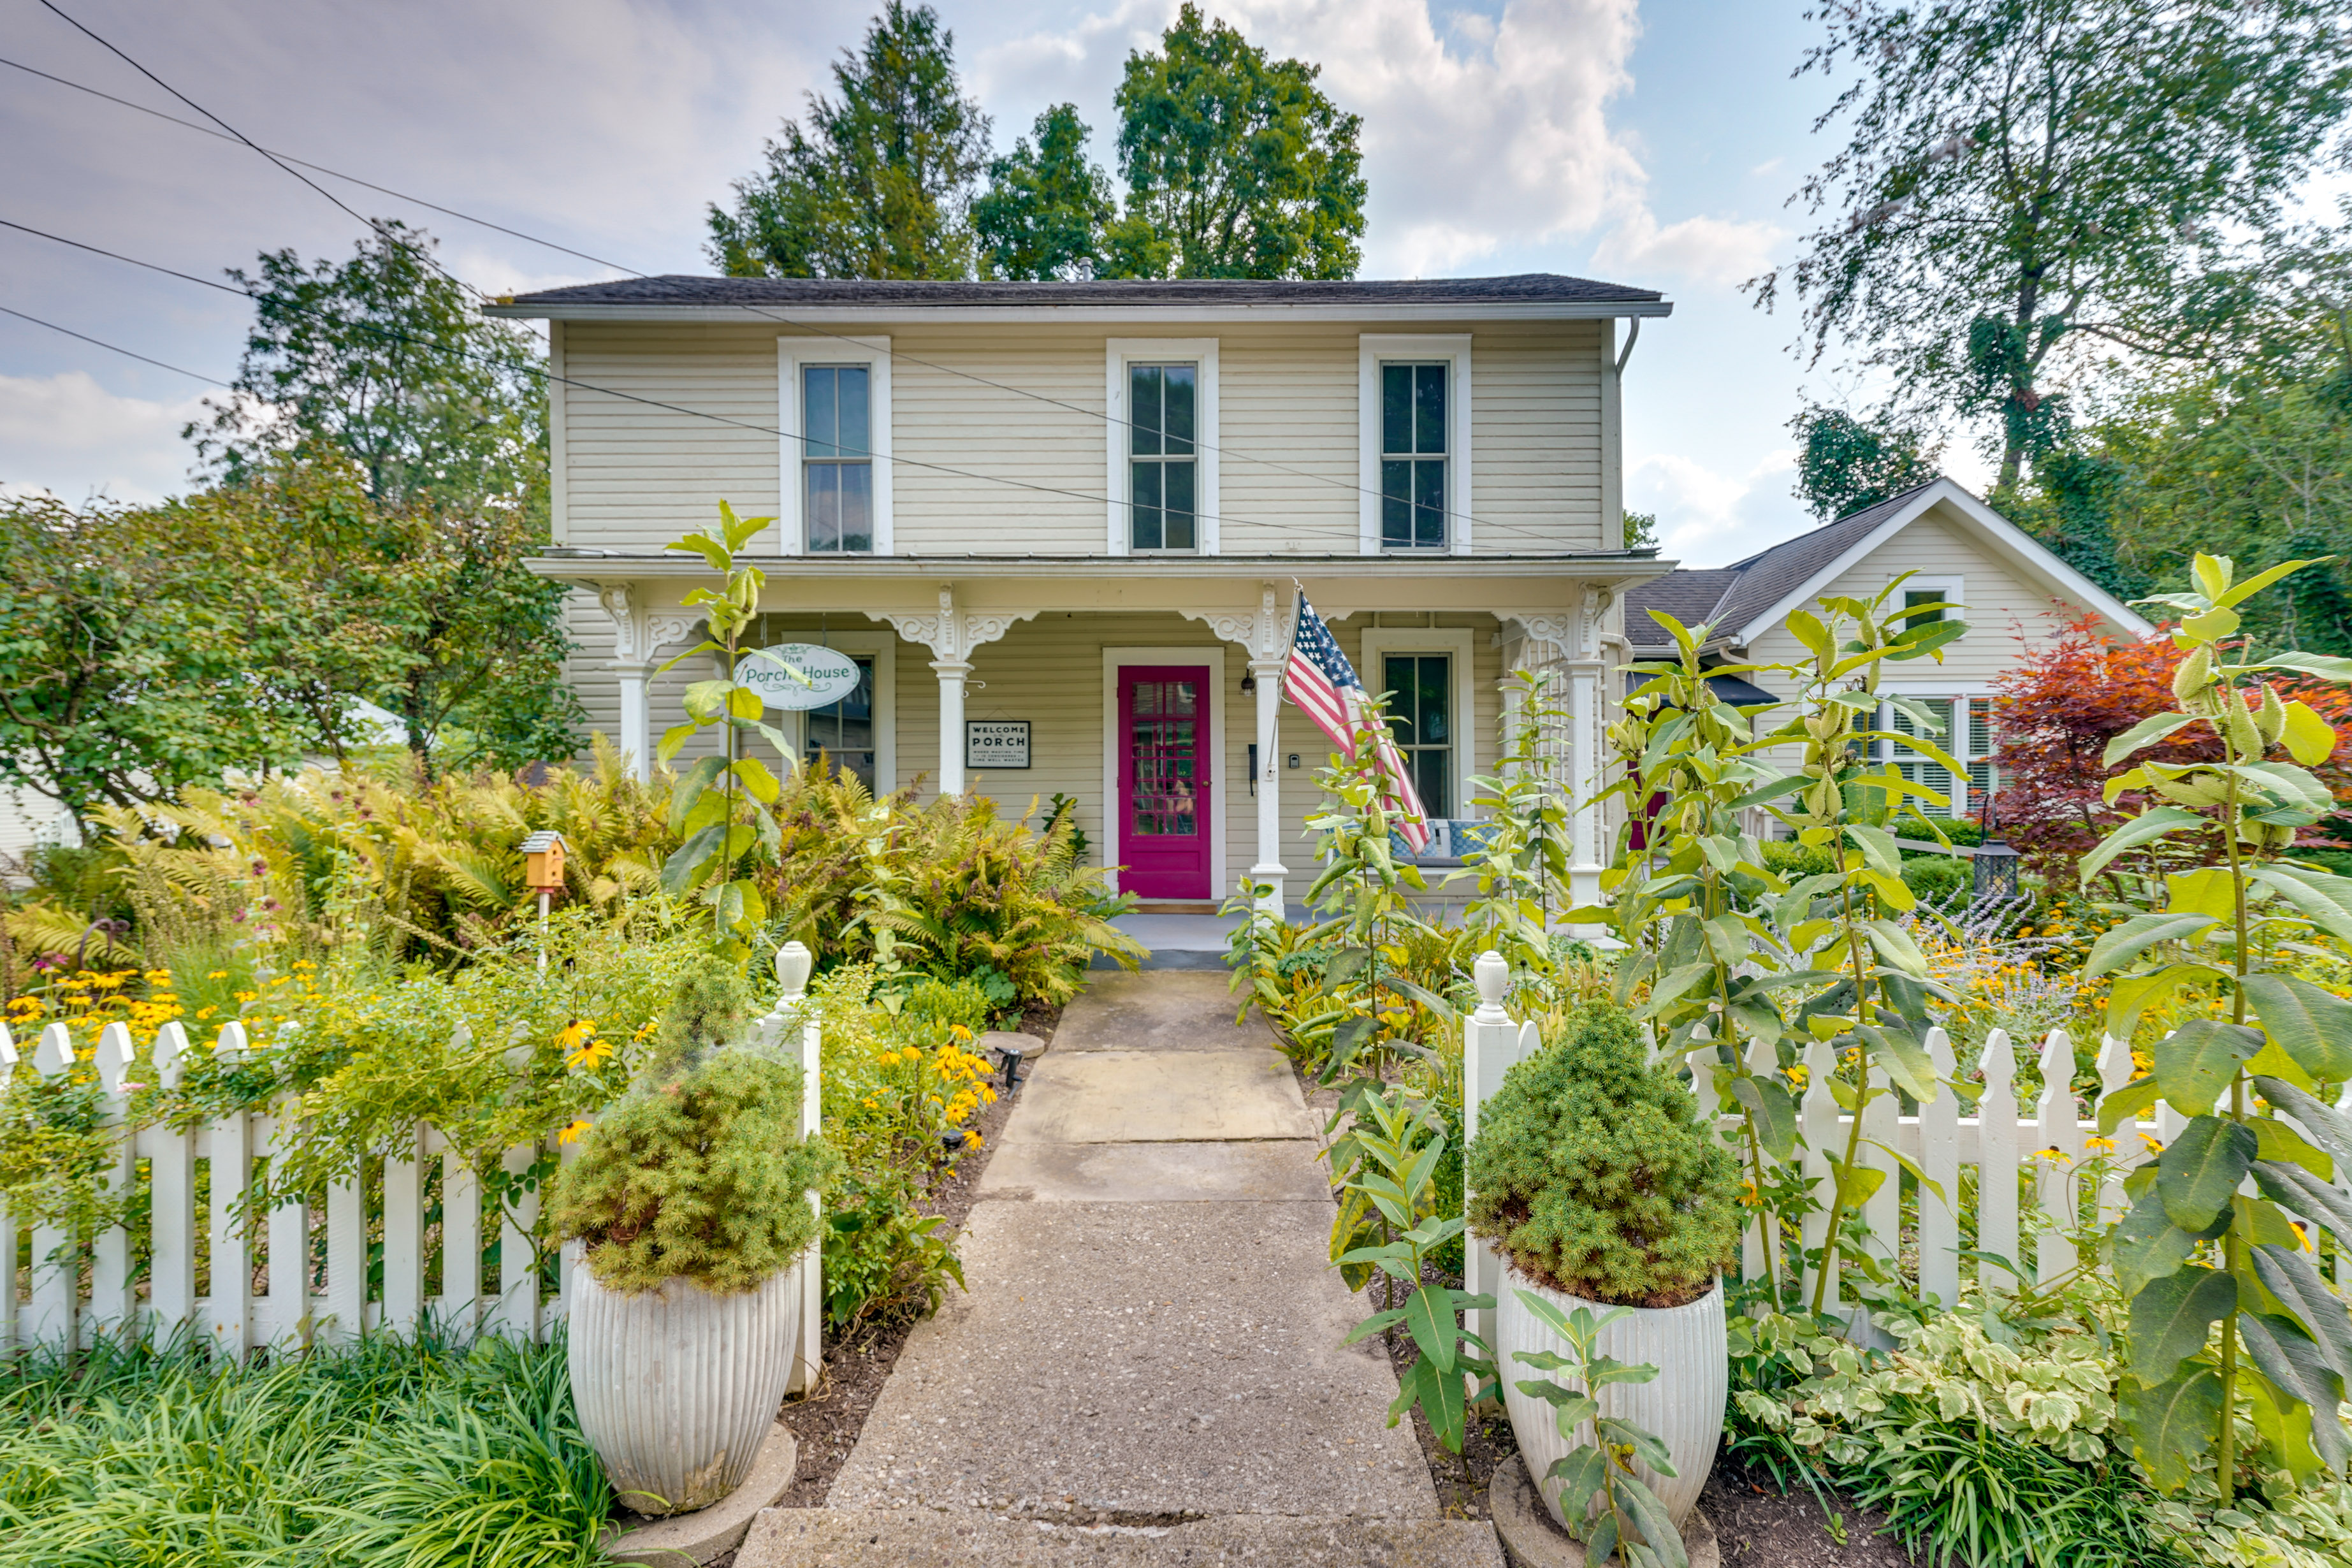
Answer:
208 971 229 980
2140 1133 2165 1154
558 1119 593 1145
2084 1135 2116 1155
967 1131 984 1148
2035 1146 2066 1163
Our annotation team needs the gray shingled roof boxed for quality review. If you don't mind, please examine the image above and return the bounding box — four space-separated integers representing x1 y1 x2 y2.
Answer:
1624 480 1945 650
500 272 1664 310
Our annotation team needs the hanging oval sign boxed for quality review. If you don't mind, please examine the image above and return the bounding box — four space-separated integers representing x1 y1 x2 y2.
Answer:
737 642 864 711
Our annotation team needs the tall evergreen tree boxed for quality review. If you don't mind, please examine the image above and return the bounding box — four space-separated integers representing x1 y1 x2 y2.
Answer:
973 105 1115 280
708 1 991 280
1103 4 1365 280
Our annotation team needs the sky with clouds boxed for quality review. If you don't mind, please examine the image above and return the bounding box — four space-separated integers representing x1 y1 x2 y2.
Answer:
0 0 1977 565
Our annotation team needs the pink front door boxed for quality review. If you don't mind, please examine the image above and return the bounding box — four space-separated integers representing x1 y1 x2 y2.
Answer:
1117 666 1212 899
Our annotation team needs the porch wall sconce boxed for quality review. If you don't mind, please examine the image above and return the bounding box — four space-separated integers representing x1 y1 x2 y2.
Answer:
1239 671 1256 693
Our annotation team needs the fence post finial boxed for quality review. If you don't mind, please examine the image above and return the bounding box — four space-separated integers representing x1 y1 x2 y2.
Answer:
776 940 813 1003
34 1022 72 1078
1471 950 1509 1024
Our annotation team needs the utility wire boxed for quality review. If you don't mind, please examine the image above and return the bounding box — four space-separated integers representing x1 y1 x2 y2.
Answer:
0 54 641 277
0 302 229 385
9 35 1637 552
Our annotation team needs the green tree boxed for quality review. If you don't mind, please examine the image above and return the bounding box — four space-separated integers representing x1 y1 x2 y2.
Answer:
1752 0 2352 489
1103 4 1365 280
708 1 990 280
192 221 546 515
1788 404 1938 523
972 105 1115 280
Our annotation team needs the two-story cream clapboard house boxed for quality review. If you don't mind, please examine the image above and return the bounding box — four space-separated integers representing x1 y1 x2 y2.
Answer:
487 275 1674 908
1621 477 2155 820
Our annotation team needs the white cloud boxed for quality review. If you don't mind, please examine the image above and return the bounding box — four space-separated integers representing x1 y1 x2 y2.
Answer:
1630 447 1811 567
977 0 1648 276
1592 208 1784 287
0 372 210 505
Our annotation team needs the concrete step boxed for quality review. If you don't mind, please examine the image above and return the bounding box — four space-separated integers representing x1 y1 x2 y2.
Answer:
738 1508 1505 1567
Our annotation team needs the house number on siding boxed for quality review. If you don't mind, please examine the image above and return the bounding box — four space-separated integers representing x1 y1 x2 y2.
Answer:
966 721 1031 770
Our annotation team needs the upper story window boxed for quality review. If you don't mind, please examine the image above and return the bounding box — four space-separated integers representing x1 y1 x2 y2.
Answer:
1381 363 1449 549
803 365 873 553
1129 363 1198 552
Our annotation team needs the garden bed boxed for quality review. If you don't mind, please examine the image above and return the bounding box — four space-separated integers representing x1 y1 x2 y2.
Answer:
762 1001 1050 1511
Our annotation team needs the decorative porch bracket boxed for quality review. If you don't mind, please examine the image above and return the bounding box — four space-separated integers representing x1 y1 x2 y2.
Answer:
597 583 704 782
876 586 1038 796
1180 584 1295 915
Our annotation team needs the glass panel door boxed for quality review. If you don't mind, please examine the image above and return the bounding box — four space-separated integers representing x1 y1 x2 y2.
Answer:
1117 665 1212 899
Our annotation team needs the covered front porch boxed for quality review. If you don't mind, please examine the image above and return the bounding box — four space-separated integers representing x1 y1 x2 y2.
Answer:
555 555 1659 911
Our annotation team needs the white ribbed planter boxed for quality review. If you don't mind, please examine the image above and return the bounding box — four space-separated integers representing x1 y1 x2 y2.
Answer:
1496 1267 1725 1529
567 1252 802 1516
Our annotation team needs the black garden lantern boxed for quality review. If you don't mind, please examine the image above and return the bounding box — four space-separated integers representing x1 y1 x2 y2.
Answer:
1973 802 2021 903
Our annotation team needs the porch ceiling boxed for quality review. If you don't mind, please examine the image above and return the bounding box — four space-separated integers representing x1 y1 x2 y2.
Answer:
535 549 1671 616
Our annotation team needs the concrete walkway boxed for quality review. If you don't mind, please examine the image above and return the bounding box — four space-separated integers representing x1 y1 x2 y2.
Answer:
741 970 1500 1565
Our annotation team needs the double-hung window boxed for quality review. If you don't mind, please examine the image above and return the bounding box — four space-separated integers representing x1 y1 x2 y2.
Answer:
802 365 873 553
1129 363 1197 551
1383 653 1453 818
1884 694 1997 817
1380 363 1449 549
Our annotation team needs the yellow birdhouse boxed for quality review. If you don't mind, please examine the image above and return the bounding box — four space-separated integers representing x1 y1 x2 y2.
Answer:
520 829 569 891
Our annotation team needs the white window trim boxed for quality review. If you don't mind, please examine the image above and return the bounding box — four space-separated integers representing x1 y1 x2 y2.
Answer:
1359 333 1472 556
1878 681 1994 817
1357 625 1477 820
1105 338 1219 556
1896 574 1965 623
1101 645 1228 898
778 335 894 556
755 627 897 789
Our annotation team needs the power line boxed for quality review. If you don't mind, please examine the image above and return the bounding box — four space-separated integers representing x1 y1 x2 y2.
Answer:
0 303 228 385
10 43 1622 547
0 217 245 294
0 54 642 278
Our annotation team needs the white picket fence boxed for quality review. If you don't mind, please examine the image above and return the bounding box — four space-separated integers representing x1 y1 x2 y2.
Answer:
0 950 825 1379
1458 952 2351 1326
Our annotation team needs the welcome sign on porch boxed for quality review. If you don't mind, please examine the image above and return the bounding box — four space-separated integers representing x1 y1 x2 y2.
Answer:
966 720 1031 770
736 643 864 711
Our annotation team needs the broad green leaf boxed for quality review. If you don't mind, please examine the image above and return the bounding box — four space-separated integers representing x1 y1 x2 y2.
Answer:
1585 1354 1661 1388
1516 1382 1599 1428
2251 865 2352 946
729 684 764 722
1785 609 1833 660
724 878 766 931
1511 1288 1582 1346
1544 1445 1610 1516
2105 964 2221 1040
655 721 701 764
737 644 812 683
1404 1283 1457 1374
2247 1040 2319 1094
2243 1353 2341 1486
2252 1244 2352 1382
1612 1472 1690 1568
665 755 727 833
1595 1416 1679 1476
1863 919 1927 978
1342 1309 1407 1346
2284 701 2341 766
2252 1160 2352 1239
1418 1354 1468 1453
2263 651 2352 683
658 825 727 896
2253 1118 2335 1181
2193 553 2233 602
2156 1115 2258 1231
2129 1267 2235 1387
2103 712 2200 768
1847 823 1902 877
2121 1367 2224 1493
2165 867 2237 920
2244 975 2352 1082
2253 1076 2352 1166
2244 761 2334 817
2098 1077 2162 1135
2183 605 2241 641
681 678 733 722
726 756 781 806
1830 1155 1887 1209
665 532 731 571
2251 1314 2352 1479
2218 558 2320 611
2085 911 2219 979
2081 810 2209 885
1885 616 1968 662
1728 1074 1799 1160
1857 1023 1940 1104
2111 1188 2203 1299
2152 1019 2265 1116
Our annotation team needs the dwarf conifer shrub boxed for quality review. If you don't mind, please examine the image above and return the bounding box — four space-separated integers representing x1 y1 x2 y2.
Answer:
1466 1001 1739 1307
551 965 837 1294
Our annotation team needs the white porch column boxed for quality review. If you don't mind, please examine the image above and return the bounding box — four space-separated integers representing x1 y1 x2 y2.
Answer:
879 586 1036 801
1183 585 1294 913
598 584 699 782
934 658 970 796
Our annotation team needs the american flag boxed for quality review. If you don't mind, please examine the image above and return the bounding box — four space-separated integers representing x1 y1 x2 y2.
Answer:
1283 591 1432 851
